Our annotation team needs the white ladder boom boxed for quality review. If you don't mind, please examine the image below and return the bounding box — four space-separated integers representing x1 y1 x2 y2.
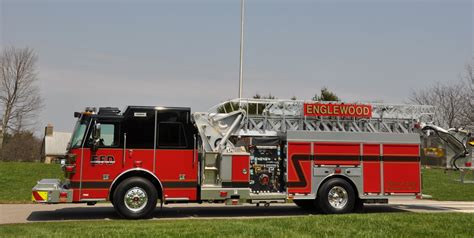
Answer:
208 98 435 136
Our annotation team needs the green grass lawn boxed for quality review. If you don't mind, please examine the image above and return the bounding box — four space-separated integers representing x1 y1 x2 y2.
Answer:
0 162 63 203
422 168 474 201
0 213 473 237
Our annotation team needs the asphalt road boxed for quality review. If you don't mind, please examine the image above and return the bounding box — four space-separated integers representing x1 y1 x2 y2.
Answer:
1 199 473 225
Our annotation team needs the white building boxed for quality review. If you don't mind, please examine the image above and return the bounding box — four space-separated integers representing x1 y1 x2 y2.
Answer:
41 124 71 163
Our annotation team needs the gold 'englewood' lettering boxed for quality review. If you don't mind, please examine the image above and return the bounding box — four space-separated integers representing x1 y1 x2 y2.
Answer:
304 103 372 118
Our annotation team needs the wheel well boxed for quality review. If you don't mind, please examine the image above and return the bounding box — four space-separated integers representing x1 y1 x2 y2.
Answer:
317 175 360 199
109 170 163 202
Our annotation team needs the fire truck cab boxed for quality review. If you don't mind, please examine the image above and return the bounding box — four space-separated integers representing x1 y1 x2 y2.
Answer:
34 106 198 218
32 99 471 219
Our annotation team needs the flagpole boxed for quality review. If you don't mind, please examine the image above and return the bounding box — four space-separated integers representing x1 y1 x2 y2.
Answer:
238 0 245 99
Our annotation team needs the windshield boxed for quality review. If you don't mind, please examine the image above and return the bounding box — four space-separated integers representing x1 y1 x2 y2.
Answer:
68 116 90 149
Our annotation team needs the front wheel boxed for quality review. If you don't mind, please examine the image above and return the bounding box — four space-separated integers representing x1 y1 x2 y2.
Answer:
317 178 356 214
113 177 158 219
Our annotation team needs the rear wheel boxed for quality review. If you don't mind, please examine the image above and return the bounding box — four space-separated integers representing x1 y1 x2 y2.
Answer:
317 178 356 214
113 177 158 219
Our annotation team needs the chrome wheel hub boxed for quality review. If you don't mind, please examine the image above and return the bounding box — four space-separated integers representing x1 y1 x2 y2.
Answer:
124 187 148 212
328 186 348 209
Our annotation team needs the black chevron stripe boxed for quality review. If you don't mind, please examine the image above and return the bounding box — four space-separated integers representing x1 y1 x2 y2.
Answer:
287 154 311 188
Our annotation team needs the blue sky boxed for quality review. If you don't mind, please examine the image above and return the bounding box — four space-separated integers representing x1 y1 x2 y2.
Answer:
1 0 473 133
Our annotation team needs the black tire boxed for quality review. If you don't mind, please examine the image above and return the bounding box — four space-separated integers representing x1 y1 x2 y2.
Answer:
293 200 315 210
113 177 158 219
316 178 356 214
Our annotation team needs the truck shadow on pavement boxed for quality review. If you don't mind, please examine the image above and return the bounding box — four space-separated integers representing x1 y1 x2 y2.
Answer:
25 204 420 222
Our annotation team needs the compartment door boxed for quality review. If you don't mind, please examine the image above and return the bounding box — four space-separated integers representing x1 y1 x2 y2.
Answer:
383 144 421 194
362 144 381 193
287 142 312 194
231 154 250 187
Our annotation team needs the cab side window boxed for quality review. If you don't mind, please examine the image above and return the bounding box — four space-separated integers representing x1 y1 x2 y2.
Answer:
158 122 187 148
88 122 120 148
100 124 117 147
122 111 155 149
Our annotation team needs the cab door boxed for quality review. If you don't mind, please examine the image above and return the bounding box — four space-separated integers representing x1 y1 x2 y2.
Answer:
155 110 198 201
79 119 123 200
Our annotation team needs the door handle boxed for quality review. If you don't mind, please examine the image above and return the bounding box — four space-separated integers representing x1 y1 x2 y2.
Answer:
193 134 197 168
122 133 127 167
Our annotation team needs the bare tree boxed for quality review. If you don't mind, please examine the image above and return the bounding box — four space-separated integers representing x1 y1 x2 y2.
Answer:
0 47 43 142
461 62 474 126
409 62 473 128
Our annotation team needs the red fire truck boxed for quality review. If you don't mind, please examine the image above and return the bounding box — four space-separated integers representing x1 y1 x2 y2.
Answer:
32 98 471 219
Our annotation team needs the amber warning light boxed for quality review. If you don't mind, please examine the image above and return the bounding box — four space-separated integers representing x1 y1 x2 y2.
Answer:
304 103 372 118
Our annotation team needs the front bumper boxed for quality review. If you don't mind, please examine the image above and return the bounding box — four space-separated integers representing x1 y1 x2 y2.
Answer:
32 179 73 203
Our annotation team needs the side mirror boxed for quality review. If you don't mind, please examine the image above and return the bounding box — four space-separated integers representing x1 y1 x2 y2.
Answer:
92 123 101 152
